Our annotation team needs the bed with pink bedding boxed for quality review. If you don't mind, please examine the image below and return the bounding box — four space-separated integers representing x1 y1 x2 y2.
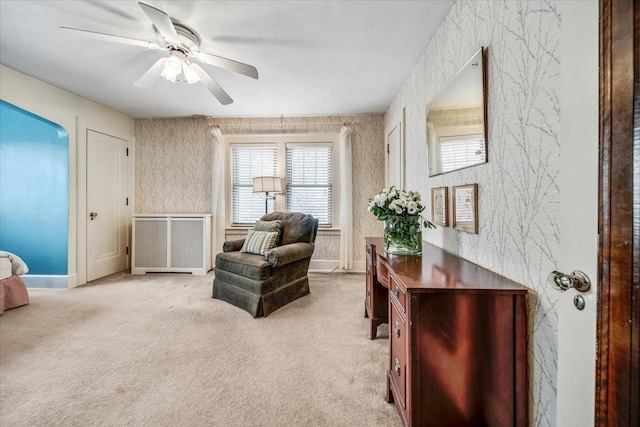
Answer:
0 251 29 314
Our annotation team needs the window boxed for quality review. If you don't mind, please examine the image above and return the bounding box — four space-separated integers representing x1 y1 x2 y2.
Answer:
228 135 336 227
439 134 486 173
286 144 332 225
231 145 277 224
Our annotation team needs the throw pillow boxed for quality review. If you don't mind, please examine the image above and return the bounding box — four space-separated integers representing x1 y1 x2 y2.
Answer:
241 230 279 256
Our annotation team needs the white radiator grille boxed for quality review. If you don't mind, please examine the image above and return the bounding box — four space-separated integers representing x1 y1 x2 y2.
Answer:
170 220 203 268
132 215 211 275
134 220 167 268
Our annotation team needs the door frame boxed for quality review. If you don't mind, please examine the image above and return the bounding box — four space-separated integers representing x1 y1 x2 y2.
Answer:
77 119 134 287
596 0 640 425
384 107 405 189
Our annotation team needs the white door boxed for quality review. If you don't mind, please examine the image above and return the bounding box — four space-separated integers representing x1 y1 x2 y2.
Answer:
87 130 128 282
385 114 404 189
556 2 598 426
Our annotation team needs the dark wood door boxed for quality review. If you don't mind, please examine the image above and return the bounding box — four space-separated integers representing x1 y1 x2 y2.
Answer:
596 0 640 425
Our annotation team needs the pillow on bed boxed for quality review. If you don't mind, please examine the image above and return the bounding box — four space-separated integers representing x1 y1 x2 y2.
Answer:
240 230 279 256
0 251 29 275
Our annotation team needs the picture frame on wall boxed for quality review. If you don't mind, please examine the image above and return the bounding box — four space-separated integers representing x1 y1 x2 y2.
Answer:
431 186 449 226
452 183 478 234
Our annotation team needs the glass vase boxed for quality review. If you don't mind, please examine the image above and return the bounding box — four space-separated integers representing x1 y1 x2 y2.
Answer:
384 215 422 255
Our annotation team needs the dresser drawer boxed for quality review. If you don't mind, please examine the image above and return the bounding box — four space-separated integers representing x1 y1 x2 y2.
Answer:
377 259 390 287
389 299 407 410
390 299 407 359
389 339 407 411
389 273 406 313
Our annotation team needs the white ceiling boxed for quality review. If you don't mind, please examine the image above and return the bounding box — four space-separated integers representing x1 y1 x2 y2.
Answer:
0 1 454 119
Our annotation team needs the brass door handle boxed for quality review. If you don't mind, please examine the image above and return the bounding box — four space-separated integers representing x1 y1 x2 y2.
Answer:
394 358 401 376
89 212 98 221
394 321 401 338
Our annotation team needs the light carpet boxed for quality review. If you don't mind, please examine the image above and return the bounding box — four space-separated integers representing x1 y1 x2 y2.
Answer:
0 271 399 426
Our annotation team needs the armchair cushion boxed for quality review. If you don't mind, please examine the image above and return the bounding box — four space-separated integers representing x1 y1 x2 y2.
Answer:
266 242 315 267
240 230 279 255
215 251 272 280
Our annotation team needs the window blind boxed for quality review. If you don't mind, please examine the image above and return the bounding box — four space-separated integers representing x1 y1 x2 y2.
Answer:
231 145 277 224
439 135 486 173
286 145 332 226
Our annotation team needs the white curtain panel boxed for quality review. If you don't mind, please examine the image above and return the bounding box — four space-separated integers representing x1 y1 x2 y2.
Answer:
210 126 226 260
339 125 354 270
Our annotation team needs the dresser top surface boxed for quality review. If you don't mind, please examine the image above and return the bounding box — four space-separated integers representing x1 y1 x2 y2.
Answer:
366 237 527 293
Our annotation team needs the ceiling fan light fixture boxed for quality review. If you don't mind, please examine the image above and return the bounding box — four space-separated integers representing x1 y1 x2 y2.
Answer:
160 55 182 82
160 65 179 82
183 63 201 84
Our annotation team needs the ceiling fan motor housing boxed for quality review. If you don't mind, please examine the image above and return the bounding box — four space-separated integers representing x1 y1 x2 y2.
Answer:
155 20 201 54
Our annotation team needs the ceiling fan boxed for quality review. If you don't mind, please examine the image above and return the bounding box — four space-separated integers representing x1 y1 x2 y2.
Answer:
61 2 259 105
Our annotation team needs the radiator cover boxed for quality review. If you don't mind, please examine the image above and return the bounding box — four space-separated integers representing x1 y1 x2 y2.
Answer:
132 214 212 275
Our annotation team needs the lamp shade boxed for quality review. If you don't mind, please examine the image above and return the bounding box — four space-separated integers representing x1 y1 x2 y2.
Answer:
253 176 283 193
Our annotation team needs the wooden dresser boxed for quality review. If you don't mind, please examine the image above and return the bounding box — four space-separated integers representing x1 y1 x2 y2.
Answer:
365 237 528 427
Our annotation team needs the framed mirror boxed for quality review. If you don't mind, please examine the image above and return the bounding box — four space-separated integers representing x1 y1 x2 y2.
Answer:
426 47 488 177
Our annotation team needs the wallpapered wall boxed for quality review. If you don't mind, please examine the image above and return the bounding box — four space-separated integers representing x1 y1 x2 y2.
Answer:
136 118 213 214
135 115 384 263
385 1 560 426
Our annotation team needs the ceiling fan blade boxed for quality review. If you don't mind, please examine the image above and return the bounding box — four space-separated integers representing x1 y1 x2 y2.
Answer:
190 64 233 105
60 27 159 49
138 2 181 45
134 57 167 88
87 2 139 22
194 51 259 79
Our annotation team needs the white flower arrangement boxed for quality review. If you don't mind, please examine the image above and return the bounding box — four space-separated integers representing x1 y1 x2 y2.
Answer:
367 186 434 228
368 186 435 254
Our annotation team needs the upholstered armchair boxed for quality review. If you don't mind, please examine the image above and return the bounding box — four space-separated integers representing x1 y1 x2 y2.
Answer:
212 212 319 317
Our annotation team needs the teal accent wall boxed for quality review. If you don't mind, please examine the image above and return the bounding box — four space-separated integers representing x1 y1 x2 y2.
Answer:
0 100 69 276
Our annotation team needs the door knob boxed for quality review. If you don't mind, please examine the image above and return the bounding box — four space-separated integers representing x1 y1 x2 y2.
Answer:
89 212 98 221
548 270 591 292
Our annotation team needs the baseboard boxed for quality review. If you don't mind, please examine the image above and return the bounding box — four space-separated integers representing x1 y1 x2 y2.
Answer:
309 260 366 273
21 274 71 289
309 260 340 272
352 261 366 273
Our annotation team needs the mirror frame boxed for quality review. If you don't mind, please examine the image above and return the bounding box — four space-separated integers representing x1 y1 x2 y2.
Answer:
426 46 488 177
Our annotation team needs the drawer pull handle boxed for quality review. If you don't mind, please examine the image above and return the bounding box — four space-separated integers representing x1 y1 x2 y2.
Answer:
394 358 401 376
393 287 400 298
394 321 401 338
